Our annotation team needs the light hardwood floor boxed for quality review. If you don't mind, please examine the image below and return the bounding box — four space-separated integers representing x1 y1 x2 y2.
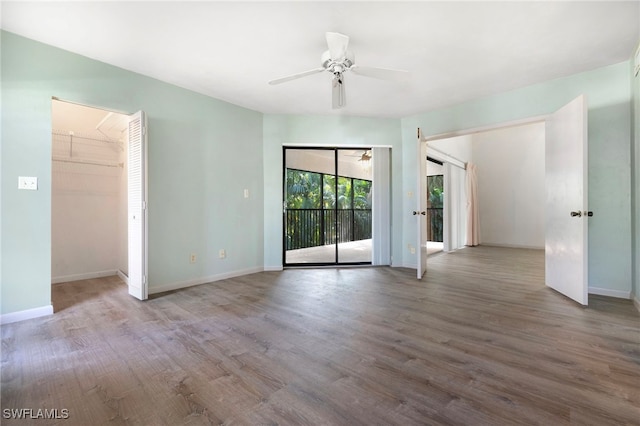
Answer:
2 246 639 425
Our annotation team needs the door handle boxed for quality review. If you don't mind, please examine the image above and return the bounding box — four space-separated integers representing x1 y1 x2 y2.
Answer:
570 211 593 217
413 211 426 215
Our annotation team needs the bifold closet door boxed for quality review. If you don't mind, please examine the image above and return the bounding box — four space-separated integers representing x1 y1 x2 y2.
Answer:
127 111 148 300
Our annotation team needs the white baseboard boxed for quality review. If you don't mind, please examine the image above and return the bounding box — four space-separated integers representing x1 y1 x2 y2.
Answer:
588 287 631 299
263 266 284 272
1 304 53 325
482 243 545 250
52 270 118 284
117 270 129 285
149 266 265 295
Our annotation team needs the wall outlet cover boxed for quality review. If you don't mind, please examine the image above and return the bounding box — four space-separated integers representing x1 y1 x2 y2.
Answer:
18 176 38 190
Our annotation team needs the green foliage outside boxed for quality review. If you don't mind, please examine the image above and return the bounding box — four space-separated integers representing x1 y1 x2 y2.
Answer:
286 170 321 209
286 169 371 210
428 175 444 242
285 168 373 250
428 175 443 208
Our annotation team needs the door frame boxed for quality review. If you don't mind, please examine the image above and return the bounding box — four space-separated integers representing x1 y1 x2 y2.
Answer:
49 97 146 297
423 108 589 305
418 110 589 303
282 146 374 267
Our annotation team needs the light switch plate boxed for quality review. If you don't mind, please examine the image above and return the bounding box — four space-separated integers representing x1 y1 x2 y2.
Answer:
18 176 38 190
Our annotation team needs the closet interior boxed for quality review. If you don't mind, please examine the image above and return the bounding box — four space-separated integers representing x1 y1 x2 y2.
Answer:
51 99 130 284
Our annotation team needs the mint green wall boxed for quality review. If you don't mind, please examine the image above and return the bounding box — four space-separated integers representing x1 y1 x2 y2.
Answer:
263 114 403 268
402 61 633 294
1 32 264 315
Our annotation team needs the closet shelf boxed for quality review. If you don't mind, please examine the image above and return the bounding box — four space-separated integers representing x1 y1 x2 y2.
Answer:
52 156 123 168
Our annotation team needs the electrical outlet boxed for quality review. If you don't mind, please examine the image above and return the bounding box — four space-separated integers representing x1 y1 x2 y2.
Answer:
219 249 226 259
243 189 249 198
190 253 197 264
18 176 38 190
409 246 416 255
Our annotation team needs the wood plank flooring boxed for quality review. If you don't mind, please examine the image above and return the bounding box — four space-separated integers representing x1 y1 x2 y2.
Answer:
2 246 639 425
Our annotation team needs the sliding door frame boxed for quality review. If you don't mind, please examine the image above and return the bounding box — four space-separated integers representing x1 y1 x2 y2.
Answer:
282 146 373 267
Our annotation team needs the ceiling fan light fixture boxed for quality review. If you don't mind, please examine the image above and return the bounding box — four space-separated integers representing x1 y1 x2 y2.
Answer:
321 50 355 72
268 32 409 109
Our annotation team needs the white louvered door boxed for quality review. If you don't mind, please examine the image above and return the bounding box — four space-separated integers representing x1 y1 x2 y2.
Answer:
128 111 148 300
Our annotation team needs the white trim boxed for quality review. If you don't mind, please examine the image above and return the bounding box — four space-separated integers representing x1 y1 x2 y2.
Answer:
117 270 129 285
283 143 393 148
52 270 118 284
1 305 53 324
421 115 547 142
482 243 545 250
263 266 284 272
149 267 264 295
588 287 631 299
426 145 466 170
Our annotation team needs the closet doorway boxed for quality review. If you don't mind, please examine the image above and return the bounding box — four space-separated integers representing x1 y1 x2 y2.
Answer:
51 100 148 300
283 147 375 266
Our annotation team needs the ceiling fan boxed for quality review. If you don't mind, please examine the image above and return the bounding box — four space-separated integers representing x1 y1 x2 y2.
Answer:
268 32 409 109
346 150 372 162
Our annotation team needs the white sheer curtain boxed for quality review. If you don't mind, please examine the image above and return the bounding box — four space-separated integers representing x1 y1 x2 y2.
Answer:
466 162 480 246
443 162 467 252
371 147 391 265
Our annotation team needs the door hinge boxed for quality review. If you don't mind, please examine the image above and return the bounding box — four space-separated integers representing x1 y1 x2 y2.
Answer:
142 126 147 136
143 275 147 284
142 200 147 210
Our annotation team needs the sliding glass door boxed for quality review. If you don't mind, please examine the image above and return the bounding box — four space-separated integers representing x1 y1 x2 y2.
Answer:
283 147 372 266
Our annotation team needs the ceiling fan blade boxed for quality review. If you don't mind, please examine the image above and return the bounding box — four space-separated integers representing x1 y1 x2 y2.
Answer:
268 68 325 85
326 32 349 61
331 74 346 109
350 65 409 82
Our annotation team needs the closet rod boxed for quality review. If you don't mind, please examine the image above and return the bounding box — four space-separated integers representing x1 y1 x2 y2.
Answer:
52 131 120 144
52 157 123 168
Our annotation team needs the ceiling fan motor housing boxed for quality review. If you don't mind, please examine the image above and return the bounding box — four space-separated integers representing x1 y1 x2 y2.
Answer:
321 50 355 73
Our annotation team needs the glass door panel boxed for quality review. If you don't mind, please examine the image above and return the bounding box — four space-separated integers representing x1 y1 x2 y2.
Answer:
336 150 372 263
284 148 336 264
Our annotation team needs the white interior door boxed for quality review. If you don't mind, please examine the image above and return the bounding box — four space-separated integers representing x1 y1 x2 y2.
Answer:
417 131 428 279
127 111 148 300
545 95 588 305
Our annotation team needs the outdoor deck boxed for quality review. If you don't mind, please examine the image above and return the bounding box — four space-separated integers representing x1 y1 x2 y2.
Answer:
285 240 444 264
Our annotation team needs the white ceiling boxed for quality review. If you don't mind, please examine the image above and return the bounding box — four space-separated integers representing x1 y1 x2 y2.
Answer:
2 1 638 118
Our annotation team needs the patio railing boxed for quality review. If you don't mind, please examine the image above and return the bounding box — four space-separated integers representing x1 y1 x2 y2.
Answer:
286 208 372 250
